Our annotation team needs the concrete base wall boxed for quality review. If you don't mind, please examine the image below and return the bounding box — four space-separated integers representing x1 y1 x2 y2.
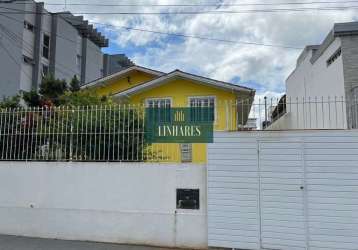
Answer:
0 162 207 249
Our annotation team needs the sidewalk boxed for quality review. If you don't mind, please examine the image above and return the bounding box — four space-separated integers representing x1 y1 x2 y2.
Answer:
0 235 192 250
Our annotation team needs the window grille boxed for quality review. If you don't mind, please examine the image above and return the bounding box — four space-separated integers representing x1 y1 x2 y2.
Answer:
146 98 171 123
326 47 341 66
23 21 34 32
180 143 192 163
189 96 215 122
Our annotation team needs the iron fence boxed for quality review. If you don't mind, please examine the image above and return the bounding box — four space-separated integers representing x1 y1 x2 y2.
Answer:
240 96 352 130
0 105 145 161
0 97 356 161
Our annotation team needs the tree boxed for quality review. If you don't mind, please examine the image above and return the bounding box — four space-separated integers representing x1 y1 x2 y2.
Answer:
22 89 41 107
39 74 67 104
1 87 148 161
69 75 80 92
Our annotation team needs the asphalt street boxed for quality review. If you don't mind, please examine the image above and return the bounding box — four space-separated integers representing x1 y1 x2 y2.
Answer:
0 235 186 250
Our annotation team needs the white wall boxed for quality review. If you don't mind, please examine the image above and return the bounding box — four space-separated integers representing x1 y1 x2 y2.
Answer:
0 162 207 249
276 38 347 129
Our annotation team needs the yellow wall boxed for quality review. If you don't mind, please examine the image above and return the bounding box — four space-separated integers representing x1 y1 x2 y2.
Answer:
94 71 158 96
128 78 249 164
91 70 251 164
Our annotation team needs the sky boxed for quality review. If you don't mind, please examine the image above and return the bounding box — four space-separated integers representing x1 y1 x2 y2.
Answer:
43 0 358 99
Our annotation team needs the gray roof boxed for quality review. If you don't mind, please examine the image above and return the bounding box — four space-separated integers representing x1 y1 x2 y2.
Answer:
113 69 255 98
57 12 108 47
334 21 358 36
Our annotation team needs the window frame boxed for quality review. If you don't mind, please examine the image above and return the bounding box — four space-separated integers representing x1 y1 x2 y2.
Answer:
145 97 173 123
180 143 192 163
326 47 341 67
41 63 49 77
42 33 50 60
145 97 173 108
23 21 34 32
23 55 34 65
188 95 217 123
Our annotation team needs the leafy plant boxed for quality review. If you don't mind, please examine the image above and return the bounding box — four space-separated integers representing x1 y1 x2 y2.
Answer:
69 75 80 92
39 74 67 105
0 95 20 109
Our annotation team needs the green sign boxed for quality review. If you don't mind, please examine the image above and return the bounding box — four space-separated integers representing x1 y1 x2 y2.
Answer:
145 107 214 143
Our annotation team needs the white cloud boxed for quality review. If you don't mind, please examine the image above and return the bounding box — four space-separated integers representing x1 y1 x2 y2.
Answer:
44 0 358 96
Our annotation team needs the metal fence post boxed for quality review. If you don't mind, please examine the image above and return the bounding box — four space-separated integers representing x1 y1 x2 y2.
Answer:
69 108 74 161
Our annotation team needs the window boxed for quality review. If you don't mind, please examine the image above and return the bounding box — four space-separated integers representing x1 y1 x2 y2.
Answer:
23 55 34 65
176 189 199 209
42 64 49 77
146 98 172 122
146 98 171 108
189 96 215 122
42 34 50 59
23 21 34 32
327 47 341 67
180 143 192 163
76 54 81 72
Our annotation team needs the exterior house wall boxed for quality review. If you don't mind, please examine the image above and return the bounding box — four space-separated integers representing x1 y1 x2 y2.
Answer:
37 8 52 85
341 36 358 128
20 2 36 92
92 70 251 163
273 38 347 129
342 36 358 95
0 162 207 249
94 70 158 96
54 17 80 82
85 39 104 83
128 78 248 164
0 3 25 98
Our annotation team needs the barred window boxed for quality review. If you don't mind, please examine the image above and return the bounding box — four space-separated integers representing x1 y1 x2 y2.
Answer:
146 98 171 122
189 96 215 122
180 143 192 163
326 47 341 67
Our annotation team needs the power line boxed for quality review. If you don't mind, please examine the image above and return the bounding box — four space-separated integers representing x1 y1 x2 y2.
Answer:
0 38 33 81
1 5 358 14
0 7 305 50
94 22 303 50
0 20 79 78
9 0 358 7
0 13 79 44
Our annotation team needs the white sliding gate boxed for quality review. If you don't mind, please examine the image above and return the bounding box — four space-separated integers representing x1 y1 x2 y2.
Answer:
207 130 358 250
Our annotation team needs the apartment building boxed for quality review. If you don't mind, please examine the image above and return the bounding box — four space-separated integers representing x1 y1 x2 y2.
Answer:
0 0 108 98
269 21 358 129
103 53 134 77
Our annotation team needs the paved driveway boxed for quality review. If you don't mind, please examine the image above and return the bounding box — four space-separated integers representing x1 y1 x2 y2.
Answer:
0 235 185 250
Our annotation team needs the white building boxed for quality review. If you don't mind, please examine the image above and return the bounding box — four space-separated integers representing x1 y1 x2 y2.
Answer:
269 21 358 130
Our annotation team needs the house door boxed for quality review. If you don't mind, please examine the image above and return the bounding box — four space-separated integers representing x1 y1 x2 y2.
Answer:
259 141 307 250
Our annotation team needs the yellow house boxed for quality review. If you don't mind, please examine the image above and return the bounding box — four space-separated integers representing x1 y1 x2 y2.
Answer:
82 65 255 163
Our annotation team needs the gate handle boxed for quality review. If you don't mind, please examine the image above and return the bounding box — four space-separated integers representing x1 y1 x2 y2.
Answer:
300 186 304 190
